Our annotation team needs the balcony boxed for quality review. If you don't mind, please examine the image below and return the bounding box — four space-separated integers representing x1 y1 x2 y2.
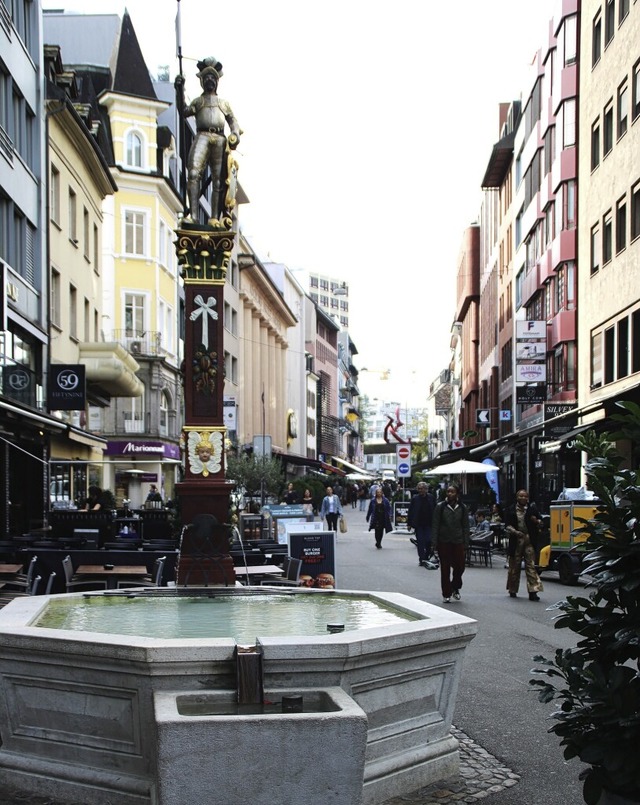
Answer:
548 309 575 349
78 342 144 398
108 331 165 357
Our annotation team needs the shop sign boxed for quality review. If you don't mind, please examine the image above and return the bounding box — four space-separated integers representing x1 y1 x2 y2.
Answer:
48 364 86 410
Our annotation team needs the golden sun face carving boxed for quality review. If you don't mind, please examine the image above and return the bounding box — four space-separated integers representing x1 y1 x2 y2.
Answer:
187 430 223 477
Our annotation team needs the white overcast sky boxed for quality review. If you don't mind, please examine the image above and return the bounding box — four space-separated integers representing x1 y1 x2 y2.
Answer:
44 0 559 406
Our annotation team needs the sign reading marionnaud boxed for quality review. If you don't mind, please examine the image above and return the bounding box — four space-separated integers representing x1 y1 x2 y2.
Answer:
106 441 181 459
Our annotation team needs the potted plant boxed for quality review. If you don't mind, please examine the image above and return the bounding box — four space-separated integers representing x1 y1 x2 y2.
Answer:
531 401 640 805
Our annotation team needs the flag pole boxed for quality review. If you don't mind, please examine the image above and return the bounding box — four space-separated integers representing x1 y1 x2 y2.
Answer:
175 0 188 214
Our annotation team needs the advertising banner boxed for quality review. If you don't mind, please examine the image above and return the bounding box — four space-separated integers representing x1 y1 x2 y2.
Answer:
393 501 410 531
516 364 547 383
288 530 337 588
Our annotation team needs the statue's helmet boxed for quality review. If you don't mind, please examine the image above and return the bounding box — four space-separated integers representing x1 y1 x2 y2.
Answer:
196 57 223 84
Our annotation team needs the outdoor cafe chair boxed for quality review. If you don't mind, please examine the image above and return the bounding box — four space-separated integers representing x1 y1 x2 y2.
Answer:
62 555 107 593
260 556 302 587
117 556 166 589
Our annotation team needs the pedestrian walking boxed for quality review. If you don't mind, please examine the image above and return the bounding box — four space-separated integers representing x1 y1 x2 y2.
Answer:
432 485 470 603
320 486 342 532
366 486 392 549
504 489 544 601
358 482 368 511
407 482 436 567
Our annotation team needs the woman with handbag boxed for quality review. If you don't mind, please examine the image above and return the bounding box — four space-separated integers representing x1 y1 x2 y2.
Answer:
320 486 342 532
366 486 392 549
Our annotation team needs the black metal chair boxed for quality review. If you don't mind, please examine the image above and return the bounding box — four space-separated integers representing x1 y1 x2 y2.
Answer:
260 557 302 587
117 556 166 589
62 555 107 592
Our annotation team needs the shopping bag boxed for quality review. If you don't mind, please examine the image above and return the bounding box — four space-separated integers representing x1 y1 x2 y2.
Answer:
339 515 347 533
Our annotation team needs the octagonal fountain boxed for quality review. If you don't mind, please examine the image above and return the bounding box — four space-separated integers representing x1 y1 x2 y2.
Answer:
0 587 476 805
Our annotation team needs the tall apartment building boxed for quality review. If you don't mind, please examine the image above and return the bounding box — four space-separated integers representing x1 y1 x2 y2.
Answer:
308 272 349 328
578 0 640 425
0 0 69 533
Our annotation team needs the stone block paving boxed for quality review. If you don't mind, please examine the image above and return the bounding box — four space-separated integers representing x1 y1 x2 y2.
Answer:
382 726 520 805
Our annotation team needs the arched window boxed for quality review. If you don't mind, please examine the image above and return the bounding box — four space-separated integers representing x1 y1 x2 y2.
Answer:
126 131 143 168
159 390 171 436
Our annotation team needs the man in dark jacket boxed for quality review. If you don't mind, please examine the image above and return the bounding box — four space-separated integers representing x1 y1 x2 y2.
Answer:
408 482 436 568
432 485 470 603
504 489 544 601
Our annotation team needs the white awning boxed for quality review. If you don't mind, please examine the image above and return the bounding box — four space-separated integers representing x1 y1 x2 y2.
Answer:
331 456 369 474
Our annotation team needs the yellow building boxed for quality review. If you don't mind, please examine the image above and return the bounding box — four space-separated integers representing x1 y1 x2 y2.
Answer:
44 11 183 507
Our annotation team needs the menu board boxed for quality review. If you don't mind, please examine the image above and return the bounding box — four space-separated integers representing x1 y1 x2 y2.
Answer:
288 531 337 589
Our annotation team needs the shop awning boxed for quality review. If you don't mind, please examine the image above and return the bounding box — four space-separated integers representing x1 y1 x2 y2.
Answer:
320 460 346 476
539 424 593 454
331 456 368 474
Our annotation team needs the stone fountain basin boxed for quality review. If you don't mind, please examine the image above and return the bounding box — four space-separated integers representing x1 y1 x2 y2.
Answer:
0 587 477 805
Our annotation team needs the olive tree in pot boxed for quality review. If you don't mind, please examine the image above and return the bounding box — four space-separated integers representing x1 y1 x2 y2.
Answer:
531 402 640 805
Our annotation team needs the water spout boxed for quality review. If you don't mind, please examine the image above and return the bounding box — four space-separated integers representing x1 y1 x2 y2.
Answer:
235 642 264 705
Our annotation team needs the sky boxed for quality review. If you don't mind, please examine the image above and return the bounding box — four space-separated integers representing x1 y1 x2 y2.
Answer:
43 0 559 405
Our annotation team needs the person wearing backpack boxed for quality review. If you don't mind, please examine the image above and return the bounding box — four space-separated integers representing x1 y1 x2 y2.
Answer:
432 484 470 603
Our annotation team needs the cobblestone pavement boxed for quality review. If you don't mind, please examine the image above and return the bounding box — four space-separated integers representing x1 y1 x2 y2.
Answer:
382 726 520 805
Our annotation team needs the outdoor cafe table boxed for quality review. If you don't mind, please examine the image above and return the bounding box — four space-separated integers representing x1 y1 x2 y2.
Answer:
0 564 23 577
234 564 284 582
75 564 148 590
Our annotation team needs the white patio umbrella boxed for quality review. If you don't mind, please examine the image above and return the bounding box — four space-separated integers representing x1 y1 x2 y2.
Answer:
423 459 499 493
423 459 499 476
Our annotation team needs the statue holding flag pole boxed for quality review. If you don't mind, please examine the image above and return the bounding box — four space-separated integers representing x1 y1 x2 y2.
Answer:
173 1 241 575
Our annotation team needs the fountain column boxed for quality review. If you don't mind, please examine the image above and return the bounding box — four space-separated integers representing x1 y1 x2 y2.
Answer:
173 56 242 568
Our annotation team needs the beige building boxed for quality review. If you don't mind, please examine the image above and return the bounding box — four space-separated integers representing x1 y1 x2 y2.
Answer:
45 46 143 504
237 235 298 455
578 0 640 423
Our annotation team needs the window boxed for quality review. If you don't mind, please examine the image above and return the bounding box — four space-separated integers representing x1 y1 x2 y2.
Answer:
632 181 640 241
160 392 170 436
69 284 77 339
84 298 90 341
125 293 145 336
618 81 629 138
591 223 601 274
68 188 77 242
592 13 602 66
123 393 145 433
633 310 640 374
125 131 143 167
591 120 600 170
605 0 615 46
159 219 167 266
51 268 60 327
603 210 613 264
501 339 513 382
93 223 99 273
633 60 640 121
605 326 615 384
562 99 576 147
124 210 146 255
616 197 627 253
50 165 60 224
563 14 577 66
618 317 629 378
619 0 629 23
83 207 90 260
591 331 603 387
603 102 614 155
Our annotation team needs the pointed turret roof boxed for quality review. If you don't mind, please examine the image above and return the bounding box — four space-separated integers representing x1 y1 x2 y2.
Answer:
112 10 157 101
